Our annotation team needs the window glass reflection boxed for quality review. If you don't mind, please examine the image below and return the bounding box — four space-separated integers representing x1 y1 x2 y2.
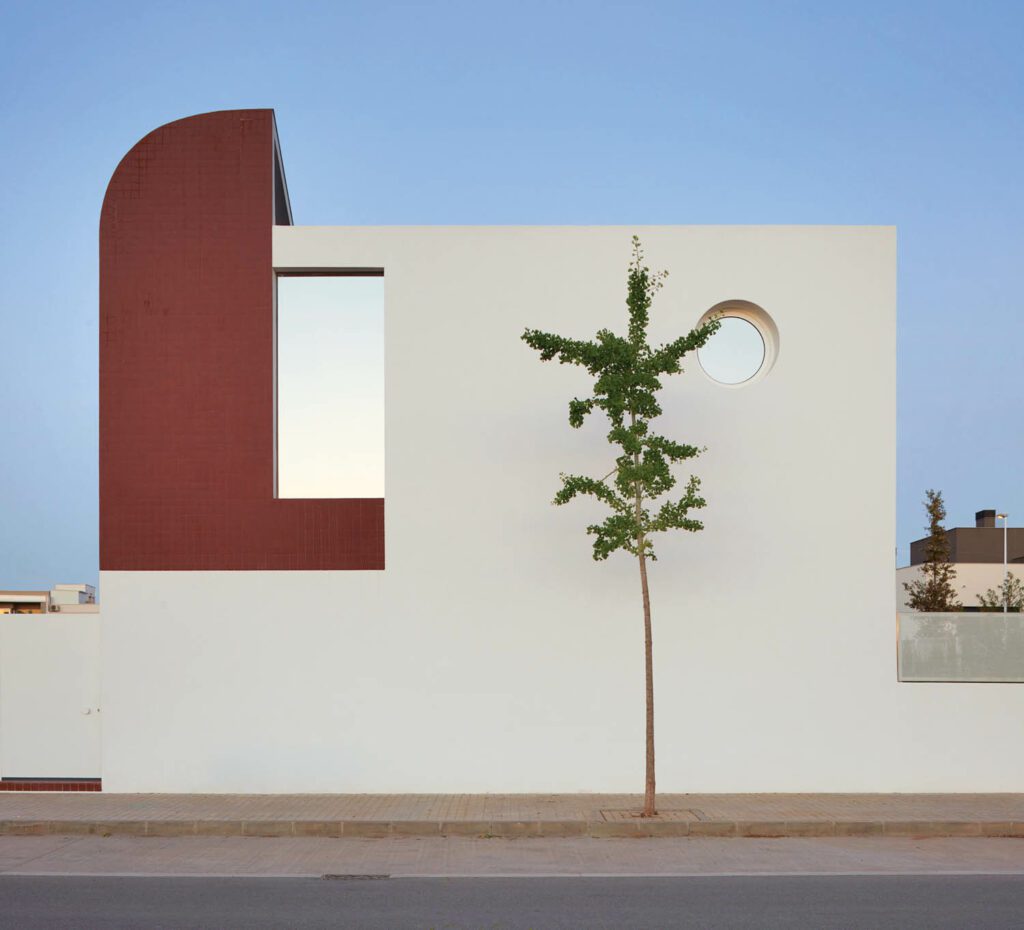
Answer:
697 316 765 385
277 275 384 498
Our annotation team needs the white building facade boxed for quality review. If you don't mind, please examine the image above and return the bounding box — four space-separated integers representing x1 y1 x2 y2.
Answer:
10 108 1024 794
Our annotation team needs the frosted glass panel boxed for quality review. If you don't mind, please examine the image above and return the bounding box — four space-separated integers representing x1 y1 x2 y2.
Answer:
277 275 384 498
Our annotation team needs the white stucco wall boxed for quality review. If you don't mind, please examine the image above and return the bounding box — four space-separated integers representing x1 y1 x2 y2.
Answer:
0 615 101 778
98 225 1023 793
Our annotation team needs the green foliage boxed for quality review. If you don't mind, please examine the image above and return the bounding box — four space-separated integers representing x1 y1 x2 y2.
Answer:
978 572 1024 612
903 489 961 611
522 237 720 561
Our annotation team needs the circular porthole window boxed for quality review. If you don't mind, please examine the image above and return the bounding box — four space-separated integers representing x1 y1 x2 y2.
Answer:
696 301 778 387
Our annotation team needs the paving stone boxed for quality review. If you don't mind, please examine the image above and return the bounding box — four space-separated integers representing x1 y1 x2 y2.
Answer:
242 821 294 837
834 821 883 837
1 793 1021 840
341 821 391 838
537 820 588 837
737 821 789 838
78 821 148 837
145 821 197 837
783 820 836 837
634 821 690 837
440 821 493 837
380 821 438 837
588 821 642 838
488 821 542 837
194 820 244 836
975 822 1016 837
688 821 737 837
291 821 341 838
884 821 983 838
2 821 50 836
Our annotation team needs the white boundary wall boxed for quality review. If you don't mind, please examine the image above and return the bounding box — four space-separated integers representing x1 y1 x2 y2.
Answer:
97 225 1023 793
0 615 101 778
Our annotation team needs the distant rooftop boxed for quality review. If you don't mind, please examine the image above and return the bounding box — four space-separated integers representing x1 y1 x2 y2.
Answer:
0 583 97 614
910 509 1023 566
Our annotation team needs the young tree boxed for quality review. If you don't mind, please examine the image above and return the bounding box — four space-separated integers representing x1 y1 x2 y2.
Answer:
978 573 1024 612
903 489 961 611
522 237 720 817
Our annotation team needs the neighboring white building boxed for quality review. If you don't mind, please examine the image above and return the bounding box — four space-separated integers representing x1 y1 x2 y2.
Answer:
0 583 96 614
896 509 1022 610
896 563 1019 611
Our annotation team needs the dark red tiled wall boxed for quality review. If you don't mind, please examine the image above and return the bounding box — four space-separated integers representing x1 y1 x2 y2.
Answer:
100 109 384 570
0 780 101 791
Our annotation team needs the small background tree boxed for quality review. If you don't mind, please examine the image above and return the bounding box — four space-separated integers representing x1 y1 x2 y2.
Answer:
978 573 1024 612
903 489 961 611
522 237 719 816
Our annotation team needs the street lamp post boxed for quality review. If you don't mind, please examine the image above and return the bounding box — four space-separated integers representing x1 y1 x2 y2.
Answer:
997 513 1009 613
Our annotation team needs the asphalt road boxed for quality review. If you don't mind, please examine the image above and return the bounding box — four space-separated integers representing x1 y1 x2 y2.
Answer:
1 874 1023 929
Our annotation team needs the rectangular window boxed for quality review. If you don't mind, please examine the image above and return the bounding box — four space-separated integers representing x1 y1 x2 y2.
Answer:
275 273 384 498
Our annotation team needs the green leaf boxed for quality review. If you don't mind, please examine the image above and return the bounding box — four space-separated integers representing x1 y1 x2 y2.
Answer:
522 237 713 563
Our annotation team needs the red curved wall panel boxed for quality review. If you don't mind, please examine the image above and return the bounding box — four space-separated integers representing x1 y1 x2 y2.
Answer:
100 109 384 570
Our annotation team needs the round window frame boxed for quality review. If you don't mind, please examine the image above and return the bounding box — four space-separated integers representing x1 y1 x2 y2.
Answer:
696 300 779 388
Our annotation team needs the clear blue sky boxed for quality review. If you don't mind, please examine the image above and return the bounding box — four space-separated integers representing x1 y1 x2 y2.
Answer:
1 0 1021 587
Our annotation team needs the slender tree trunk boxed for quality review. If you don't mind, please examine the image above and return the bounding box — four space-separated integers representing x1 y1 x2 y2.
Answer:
638 537 656 816
631 410 656 817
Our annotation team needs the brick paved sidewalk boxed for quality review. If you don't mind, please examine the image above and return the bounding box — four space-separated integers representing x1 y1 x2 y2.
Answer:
2 793 1023 838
